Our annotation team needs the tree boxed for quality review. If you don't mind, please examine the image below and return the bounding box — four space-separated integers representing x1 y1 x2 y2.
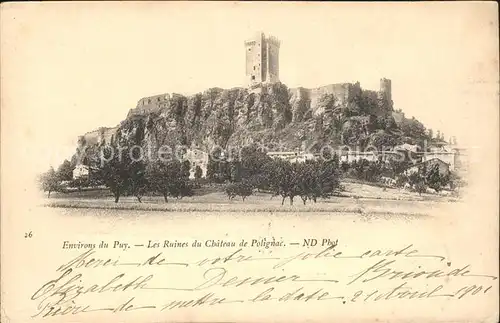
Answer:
146 159 182 203
341 161 350 173
408 164 428 195
369 131 402 151
365 161 383 182
239 144 273 180
39 167 61 198
352 159 369 180
376 116 386 130
225 180 253 201
414 180 427 195
351 91 377 116
315 159 341 201
427 129 434 140
267 159 300 205
388 159 411 177
395 174 409 188
296 162 319 205
400 117 427 141
206 149 231 183
127 161 147 202
71 177 88 192
384 116 397 130
206 156 218 181
168 177 194 199
229 160 242 182
181 160 191 179
57 159 75 181
194 165 203 180
217 161 231 182
435 130 446 142
248 173 270 192
426 164 449 193
91 145 145 203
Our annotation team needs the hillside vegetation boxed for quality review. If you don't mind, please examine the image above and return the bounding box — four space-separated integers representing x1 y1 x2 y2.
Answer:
76 82 432 156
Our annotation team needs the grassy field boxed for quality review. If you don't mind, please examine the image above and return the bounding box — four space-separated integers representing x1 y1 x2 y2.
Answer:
42 181 459 217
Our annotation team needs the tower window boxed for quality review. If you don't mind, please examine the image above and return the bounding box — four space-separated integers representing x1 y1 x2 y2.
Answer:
251 76 255 80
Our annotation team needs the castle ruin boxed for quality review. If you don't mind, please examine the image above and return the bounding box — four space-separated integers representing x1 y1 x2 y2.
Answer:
243 32 392 113
127 32 393 120
245 32 280 87
289 77 393 117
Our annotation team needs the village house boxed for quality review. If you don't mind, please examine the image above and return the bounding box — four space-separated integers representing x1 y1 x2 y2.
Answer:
339 151 378 163
404 158 450 177
72 164 90 180
267 151 316 163
421 144 467 171
184 148 209 179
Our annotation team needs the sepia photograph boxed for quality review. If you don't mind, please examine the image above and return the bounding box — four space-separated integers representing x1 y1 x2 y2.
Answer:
1 2 498 323
37 11 470 218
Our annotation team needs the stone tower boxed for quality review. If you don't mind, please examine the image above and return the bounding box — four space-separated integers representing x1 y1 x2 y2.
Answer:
245 32 280 87
379 78 392 102
378 78 393 110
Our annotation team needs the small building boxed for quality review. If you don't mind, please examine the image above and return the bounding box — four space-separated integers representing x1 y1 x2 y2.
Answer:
184 149 209 179
339 151 379 163
291 153 316 163
394 143 420 153
73 164 90 180
423 144 461 171
267 151 316 163
405 158 450 177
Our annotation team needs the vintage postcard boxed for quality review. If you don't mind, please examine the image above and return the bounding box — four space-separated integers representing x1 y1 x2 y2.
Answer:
1 2 498 322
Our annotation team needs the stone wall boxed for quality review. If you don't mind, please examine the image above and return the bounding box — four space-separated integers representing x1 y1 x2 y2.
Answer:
78 126 118 147
289 82 358 109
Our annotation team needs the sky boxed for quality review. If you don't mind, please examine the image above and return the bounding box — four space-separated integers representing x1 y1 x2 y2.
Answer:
1 2 498 173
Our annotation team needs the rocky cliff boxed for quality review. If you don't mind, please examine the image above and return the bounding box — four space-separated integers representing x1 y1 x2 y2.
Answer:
76 82 424 160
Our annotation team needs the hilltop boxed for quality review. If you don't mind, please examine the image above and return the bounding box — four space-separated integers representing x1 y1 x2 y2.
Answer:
74 81 431 159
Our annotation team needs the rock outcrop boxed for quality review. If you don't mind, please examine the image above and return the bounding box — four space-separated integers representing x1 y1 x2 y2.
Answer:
76 81 411 161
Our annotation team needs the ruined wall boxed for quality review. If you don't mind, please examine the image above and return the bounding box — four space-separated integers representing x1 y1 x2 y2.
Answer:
363 90 378 100
289 82 356 110
129 93 171 117
75 77 406 168
137 93 170 107
135 79 390 127
77 126 118 148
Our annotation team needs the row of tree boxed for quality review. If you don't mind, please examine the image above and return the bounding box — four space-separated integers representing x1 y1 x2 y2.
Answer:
40 139 460 203
402 163 459 194
223 158 342 205
340 158 461 194
91 145 195 203
341 158 412 182
39 143 197 202
206 146 342 205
